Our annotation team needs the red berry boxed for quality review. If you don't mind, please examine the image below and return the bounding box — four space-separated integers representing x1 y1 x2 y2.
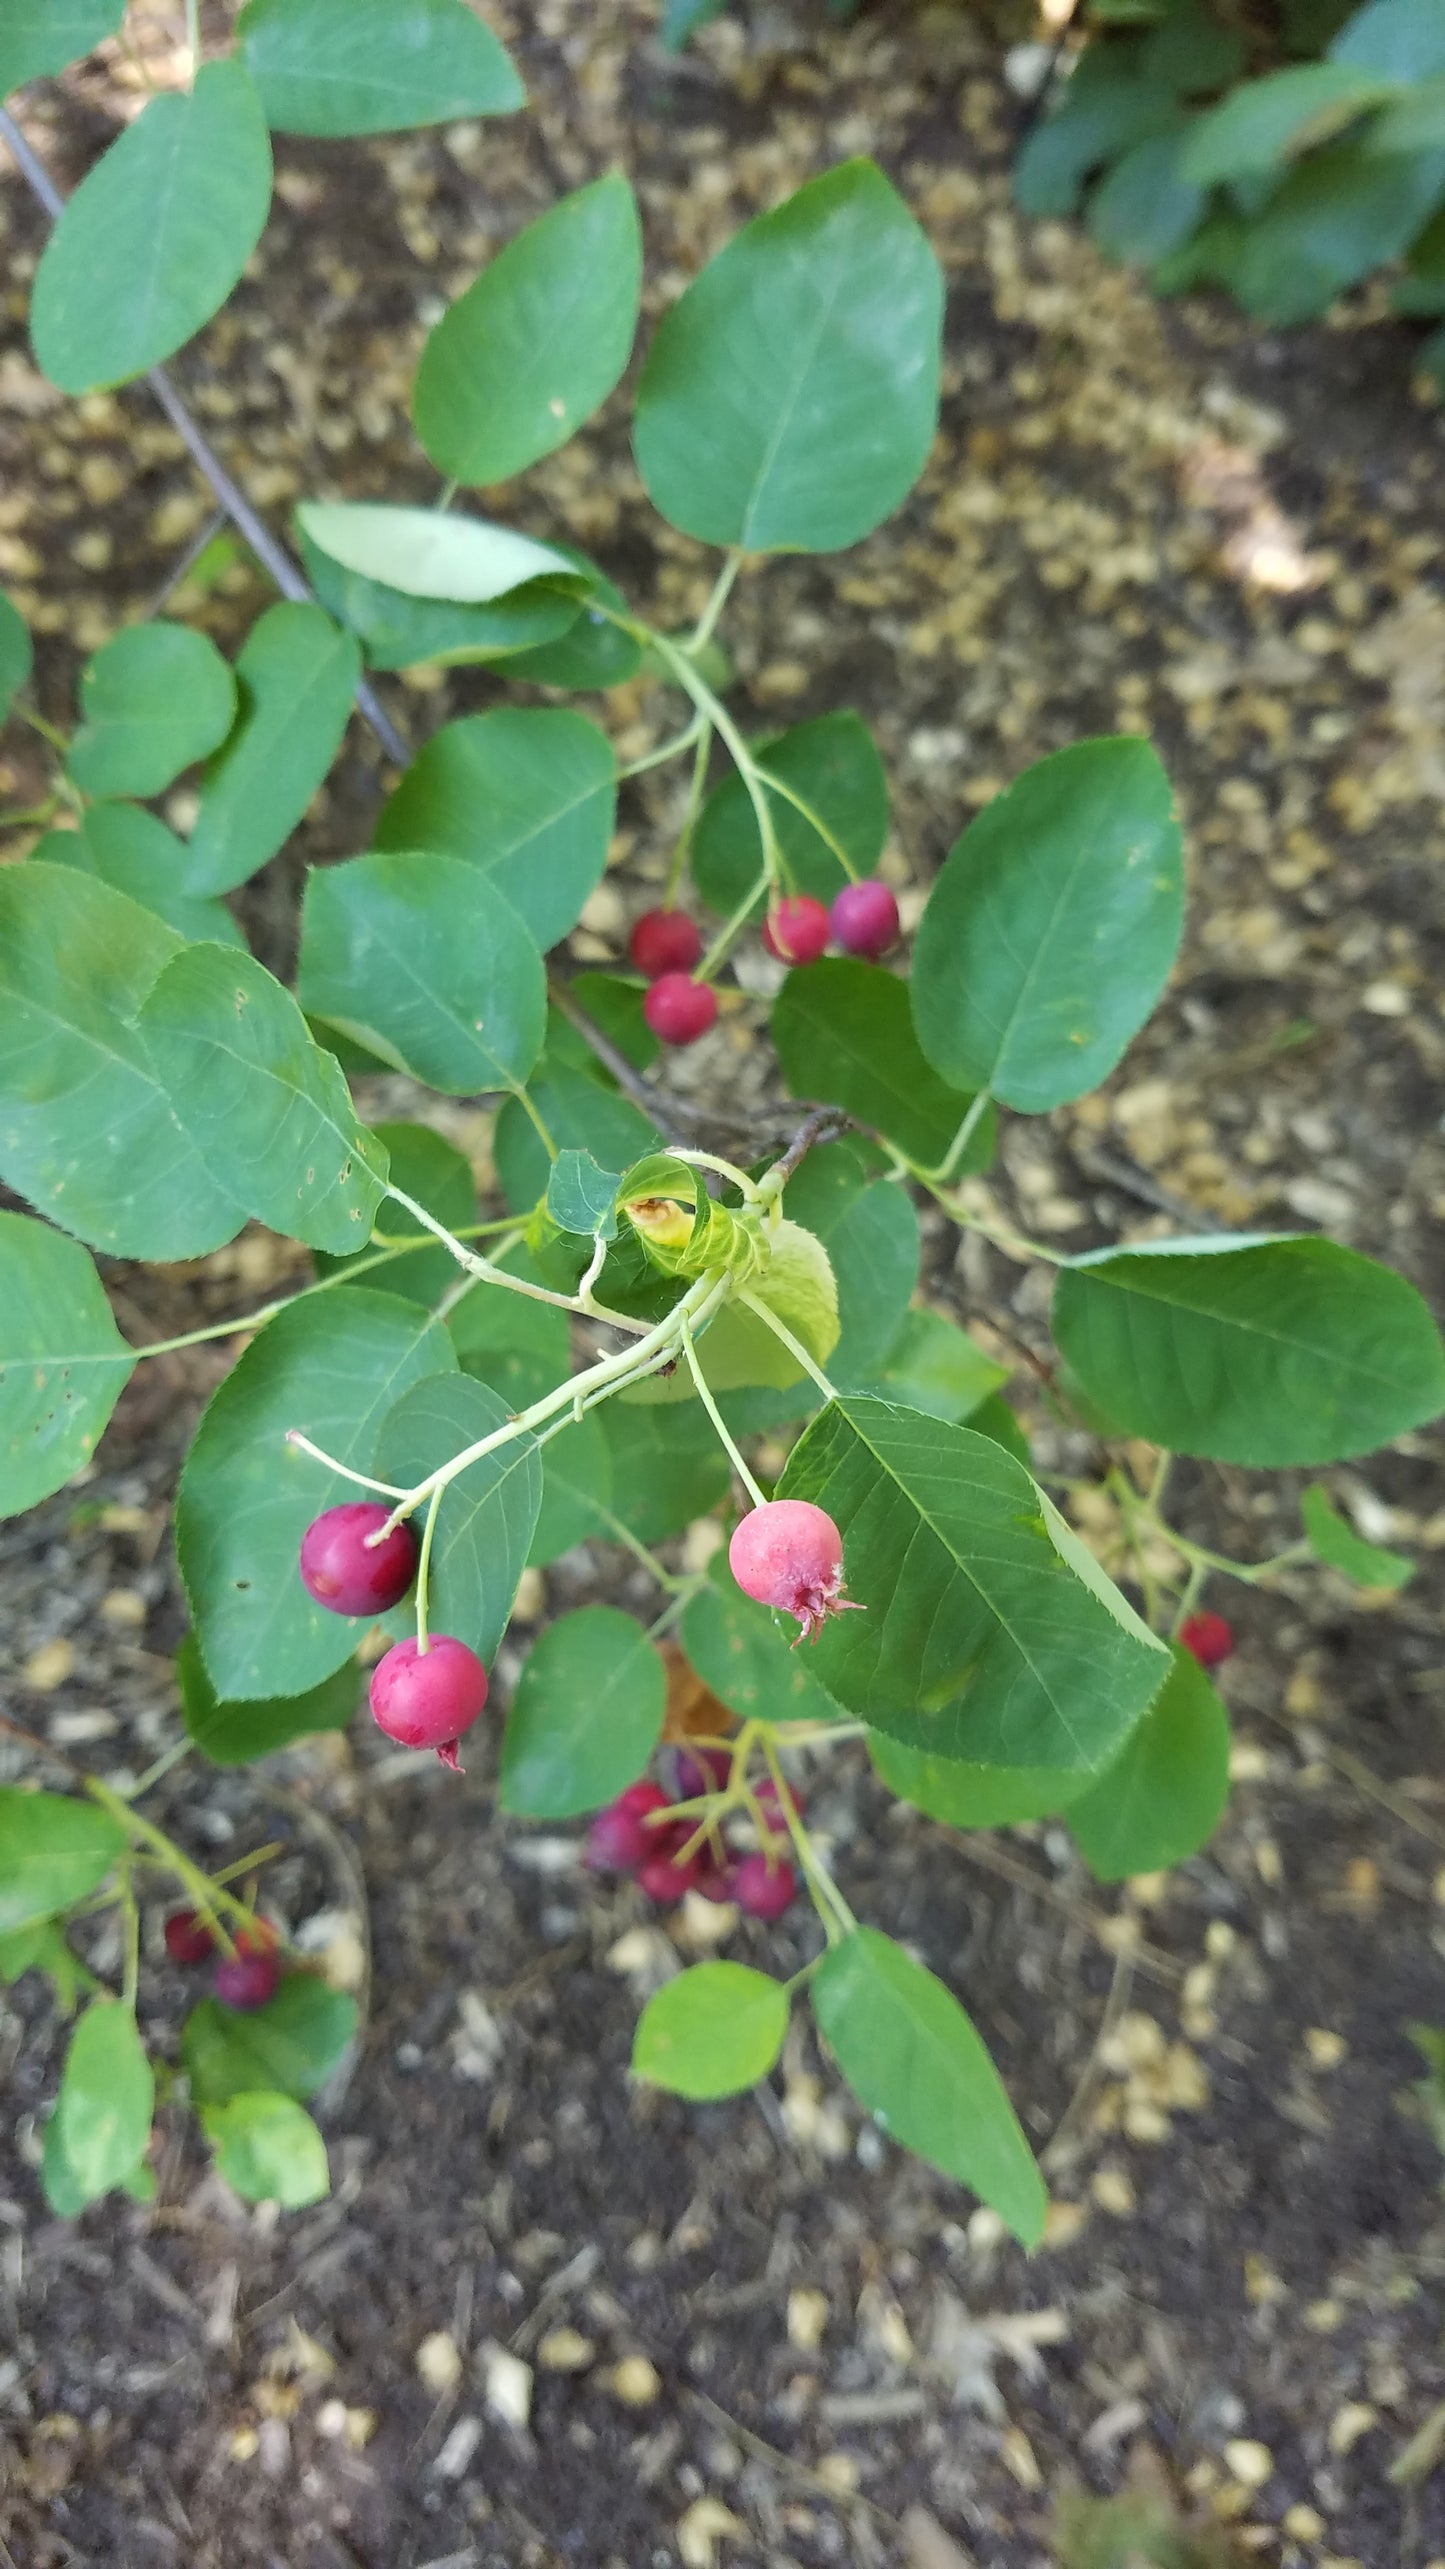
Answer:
830 878 899 959
729 1500 862 1644
761 896 830 966
671 1745 731 1801
733 1853 798 1920
1179 1611 1234 1670
694 1854 739 1904
215 1926 281 2012
369 1635 489 1771
629 907 703 980
300 1504 417 1618
642 973 718 1047
753 1776 805 1841
585 1780 672 1873
637 1845 703 1903
164 1908 215 1966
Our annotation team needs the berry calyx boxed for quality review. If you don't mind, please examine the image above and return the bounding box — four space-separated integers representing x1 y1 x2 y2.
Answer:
300 1504 417 1618
829 878 899 959
728 1500 862 1644
1179 1611 1234 1670
369 1635 489 1771
642 973 718 1047
214 1923 281 2012
733 1853 798 1920
164 1908 215 1966
761 895 830 966
585 1779 672 1873
629 907 703 980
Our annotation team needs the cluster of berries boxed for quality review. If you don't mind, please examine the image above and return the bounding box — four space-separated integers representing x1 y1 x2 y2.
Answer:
163 1910 281 2011
586 1751 801 1918
300 1504 488 1770
629 877 900 1049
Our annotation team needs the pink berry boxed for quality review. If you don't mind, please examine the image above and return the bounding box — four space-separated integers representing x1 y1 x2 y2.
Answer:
585 1779 672 1873
733 1853 798 1921
1179 1611 1234 1670
829 878 899 959
629 907 703 980
637 1844 703 1904
642 973 718 1047
369 1635 489 1771
164 1908 215 1966
728 1499 862 1645
300 1504 417 1618
753 1776 805 1841
694 1854 739 1904
761 896 830 966
214 1925 280 2011
671 1745 731 1801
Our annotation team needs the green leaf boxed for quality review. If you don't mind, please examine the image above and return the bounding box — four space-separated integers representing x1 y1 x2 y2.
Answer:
783 1140 919 1383
177 1632 360 1764
1230 140 1445 323
31 61 272 392
500 1604 665 1817
300 526 581 672
316 1120 476 1307
1301 1483 1414 1589
525 1410 613 1567
598 1396 730 1544
201 2091 329 2206
859 1306 1007 1424
500 598 643 689
0 1787 126 1936
0 1211 134 1516
547 1149 622 1241
296 504 583 606
691 713 888 924
1053 1234 1445 1465
1067 1642 1230 1882
0 1919 96 2013
869 1730 1092 1828
450 1251 570 1409
1015 60 1182 216
43 2000 153 2210
298 851 545 1100
375 1373 541 1661
640 1217 836 1405
1138 0 1247 91
633 158 943 553
30 806 244 948
415 173 641 485
1087 123 1207 265
376 709 616 951
911 738 1183 1114
563 972 661 1072
773 958 992 1171
178 1287 455 1700
1368 76 1445 155
0 588 33 720
0 0 124 92
238 0 522 133
634 1963 790 2101
183 1976 358 2104
495 1060 661 1213
0 867 243 1258
812 1929 1046 2242
964 1391 1032 1469
65 620 236 799
138 944 389 1255
778 1396 1167 1768
680 1558 848 1728
1332 0 1445 80
1180 63 1393 185
185 603 360 895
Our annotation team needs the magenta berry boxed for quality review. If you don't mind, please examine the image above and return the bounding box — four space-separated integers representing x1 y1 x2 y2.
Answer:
671 1744 731 1801
642 972 718 1047
733 1853 798 1921
369 1635 489 1771
728 1499 862 1644
1179 1610 1234 1670
164 1907 215 1966
299 1503 418 1618
637 1843 703 1904
694 1854 739 1904
214 1923 280 2011
629 907 703 981
585 1779 672 1873
761 895 830 966
829 878 899 959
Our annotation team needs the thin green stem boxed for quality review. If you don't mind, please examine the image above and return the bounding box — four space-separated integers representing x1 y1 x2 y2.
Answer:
679 1316 767 1508
384 1183 650 1334
905 1157 1065 1267
0 797 61 831
127 1736 194 1801
931 1091 992 1186
613 614 783 891
760 1732 855 1940
752 770 860 885
736 1290 836 1403
414 1485 443 1653
121 1222 522 1363
662 718 714 906
695 863 770 985
86 1780 248 1954
619 716 704 782
436 478 459 512
510 1081 559 1163
18 705 70 755
665 1145 765 1203
120 1868 141 2008
284 1432 411 1498
690 550 743 651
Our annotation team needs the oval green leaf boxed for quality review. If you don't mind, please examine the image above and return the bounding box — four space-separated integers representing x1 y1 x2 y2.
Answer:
238 0 523 134
690 711 888 924
869 1730 1093 1828
634 1963 790 2102
201 2091 329 2207
634 158 942 552
1181 62 1393 185
856 1307 1007 1425
0 0 124 92
183 1975 359 2104
0 1787 126 1937
65 620 236 799
1052 1233 1445 1465
300 526 581 671
31 61 272 392
1067 1642 1231 1883
773 956 992 1171
375 1373 541 1664
1300 1482 1414 1589
597 1396 730 1545
30 805 244 948
0 1211 135 1516
44 1999 153 2208
316 1120 477 1307
525 1410 613 1568
811 1928 1046 2243
500 1604 665 1818
376 709 616 952
415 173 641 485
177 1632 361 1765
186 602 360 895
296 503 582 605
911 737 1183 1114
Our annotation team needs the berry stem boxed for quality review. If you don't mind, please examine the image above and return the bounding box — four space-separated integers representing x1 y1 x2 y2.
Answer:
694 863 771 986
661 718 714 906
689 549 744 651
84 1778 249 1957
929 1089 993 1186
759 1732 855 1941
751 770 861 884
618 714 705 781
736 1291 837 1403
678 1316 768 1509
119 1865 141 2009
414 1484 443 1655
603 610 785 891
284 1432 411 1500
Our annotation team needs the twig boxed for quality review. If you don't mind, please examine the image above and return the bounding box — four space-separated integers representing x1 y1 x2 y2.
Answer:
0 103 409 769
767 1106 848 1190
145 506 228 616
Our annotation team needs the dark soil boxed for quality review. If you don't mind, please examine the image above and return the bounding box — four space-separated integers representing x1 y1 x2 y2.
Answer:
3 5 1445 2566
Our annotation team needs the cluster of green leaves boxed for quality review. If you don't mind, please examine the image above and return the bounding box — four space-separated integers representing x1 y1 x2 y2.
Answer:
1 121 1441 2242
1021 0 1445 353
